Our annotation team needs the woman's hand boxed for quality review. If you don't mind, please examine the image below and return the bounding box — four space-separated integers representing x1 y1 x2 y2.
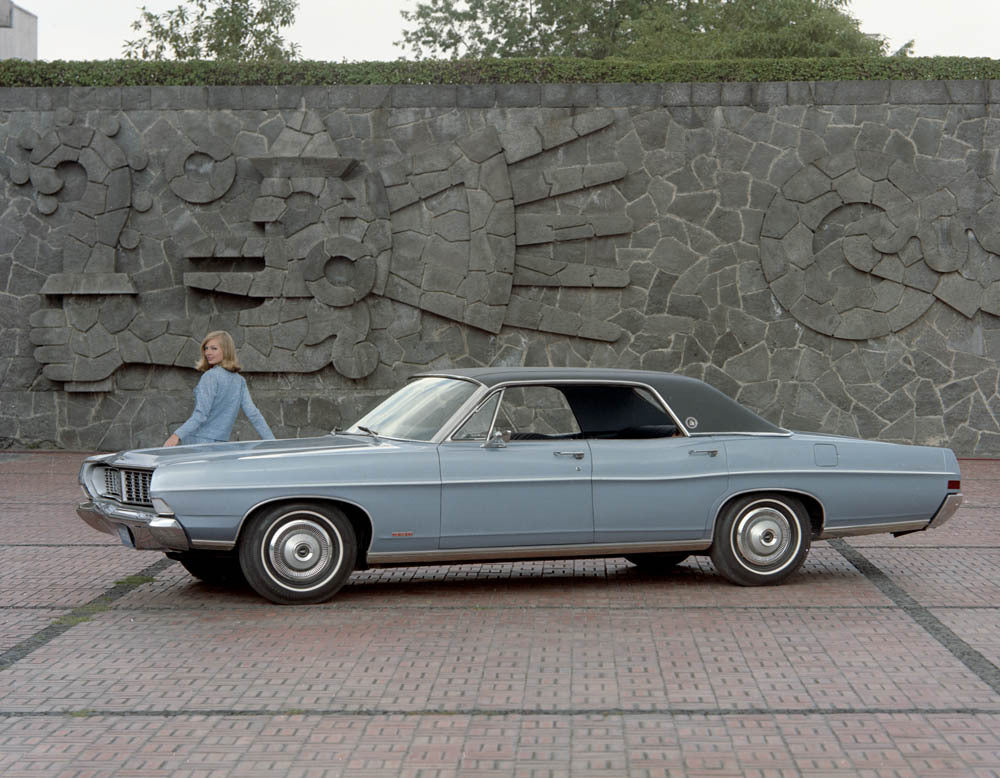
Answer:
163 434 180 447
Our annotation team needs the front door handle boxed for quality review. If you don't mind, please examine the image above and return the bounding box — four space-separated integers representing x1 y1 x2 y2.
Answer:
689 449 718 457
554 451 585 460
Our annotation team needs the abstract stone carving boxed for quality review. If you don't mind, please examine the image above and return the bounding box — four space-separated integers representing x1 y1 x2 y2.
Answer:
10 109 149 391
760 126 1000 340
18 107 632 389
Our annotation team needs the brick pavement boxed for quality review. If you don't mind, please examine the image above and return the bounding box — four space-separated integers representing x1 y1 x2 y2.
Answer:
0 450 997 776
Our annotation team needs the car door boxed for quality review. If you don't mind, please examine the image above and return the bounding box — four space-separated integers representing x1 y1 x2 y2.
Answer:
437 386 594 549
590 434 728 543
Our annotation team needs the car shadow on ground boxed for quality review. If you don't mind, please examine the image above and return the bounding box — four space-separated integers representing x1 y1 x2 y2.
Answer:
161 554 860 608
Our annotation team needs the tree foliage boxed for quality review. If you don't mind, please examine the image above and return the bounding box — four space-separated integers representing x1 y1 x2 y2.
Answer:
397 0 887 60
398 0 657 59
123 0 300 61
627 0 886 60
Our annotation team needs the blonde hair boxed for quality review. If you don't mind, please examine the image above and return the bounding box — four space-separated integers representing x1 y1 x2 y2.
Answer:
195 330 242 372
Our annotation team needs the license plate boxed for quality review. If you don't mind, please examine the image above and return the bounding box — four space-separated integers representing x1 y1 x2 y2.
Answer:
117 525 135 548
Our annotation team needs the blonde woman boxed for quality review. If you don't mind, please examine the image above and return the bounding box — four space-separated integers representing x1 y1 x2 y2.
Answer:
164 331 275 446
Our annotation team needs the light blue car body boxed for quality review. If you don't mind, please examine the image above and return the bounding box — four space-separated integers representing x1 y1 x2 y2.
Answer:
77 367 963 574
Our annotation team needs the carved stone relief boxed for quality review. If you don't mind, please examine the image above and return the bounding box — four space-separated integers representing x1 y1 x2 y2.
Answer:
761 121 1000 339
2 87 1000 454
14 107 632 390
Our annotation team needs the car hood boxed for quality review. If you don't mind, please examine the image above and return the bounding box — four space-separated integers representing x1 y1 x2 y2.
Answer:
94 434 383 469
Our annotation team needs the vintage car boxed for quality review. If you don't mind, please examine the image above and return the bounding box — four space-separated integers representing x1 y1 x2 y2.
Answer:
77 367 963 604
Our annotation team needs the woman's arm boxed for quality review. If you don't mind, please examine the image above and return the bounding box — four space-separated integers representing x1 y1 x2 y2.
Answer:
241 382 275 440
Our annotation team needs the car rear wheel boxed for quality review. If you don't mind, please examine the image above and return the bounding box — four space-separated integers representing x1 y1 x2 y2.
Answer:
239 502 357 604
624 551 690 571
710 493 810 586
169 551 246 586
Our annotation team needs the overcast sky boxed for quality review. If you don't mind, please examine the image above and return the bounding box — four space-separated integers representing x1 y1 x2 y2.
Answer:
21 0 1000 62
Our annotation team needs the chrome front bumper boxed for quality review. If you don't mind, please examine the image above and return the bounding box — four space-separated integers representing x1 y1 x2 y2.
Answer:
77 500 190 551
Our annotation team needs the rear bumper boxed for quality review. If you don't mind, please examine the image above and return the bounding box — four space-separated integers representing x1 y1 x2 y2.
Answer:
926 492 963 530
77 500 190 552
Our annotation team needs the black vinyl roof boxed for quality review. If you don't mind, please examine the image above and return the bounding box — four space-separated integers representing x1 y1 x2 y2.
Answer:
414 367 785 435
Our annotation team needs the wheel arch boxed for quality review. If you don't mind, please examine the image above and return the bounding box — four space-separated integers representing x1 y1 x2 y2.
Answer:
714 488 825 540
236 495 375 565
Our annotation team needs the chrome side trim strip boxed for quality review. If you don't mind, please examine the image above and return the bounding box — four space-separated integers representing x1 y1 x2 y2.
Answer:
190 539 237 551
162 480 439 492
819 519 928 539
591 473 729 484
729 468 958 479
367 539 711 565
927 493 963 530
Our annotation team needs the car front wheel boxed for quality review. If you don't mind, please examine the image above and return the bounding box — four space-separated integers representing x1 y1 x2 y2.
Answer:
239 502 357 604
710 493 810 586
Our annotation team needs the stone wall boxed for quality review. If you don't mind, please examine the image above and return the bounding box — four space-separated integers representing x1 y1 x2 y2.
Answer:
1 81 999 453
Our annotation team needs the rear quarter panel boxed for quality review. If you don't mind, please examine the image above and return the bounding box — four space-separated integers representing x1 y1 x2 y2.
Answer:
722 434 958 533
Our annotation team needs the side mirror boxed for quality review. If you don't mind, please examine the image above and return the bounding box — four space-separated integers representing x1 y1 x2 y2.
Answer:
482 428 509 449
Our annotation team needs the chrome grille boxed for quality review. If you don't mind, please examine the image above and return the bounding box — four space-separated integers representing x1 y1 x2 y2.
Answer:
104 468 121 498
101 467 152 506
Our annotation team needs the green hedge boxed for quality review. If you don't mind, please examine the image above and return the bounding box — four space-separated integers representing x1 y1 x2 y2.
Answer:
0 57 999 87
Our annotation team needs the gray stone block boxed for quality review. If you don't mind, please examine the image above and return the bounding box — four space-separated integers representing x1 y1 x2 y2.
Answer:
242 86 278 110
495 84 540 107
815 81 887 105
890 80 951 104
151 86 207 109
0 87 37 110
752 82 788 106
597 84 660 107
393 85 457 108
943 80 986 104
691 83 722 106
274 86 304 108
457 85 495 108
541 84 596 107
206 86 243 109
661 83 692 106
721 83 752 106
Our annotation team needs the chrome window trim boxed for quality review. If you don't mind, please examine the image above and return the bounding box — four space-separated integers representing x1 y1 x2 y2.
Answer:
446 388 504 443
688 431 792 437
440 378 690 442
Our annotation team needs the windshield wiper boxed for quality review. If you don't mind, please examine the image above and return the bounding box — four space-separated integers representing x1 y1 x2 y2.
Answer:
357 425 380 442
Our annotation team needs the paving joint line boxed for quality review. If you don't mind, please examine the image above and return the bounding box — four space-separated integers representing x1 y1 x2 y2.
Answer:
829 538 1000 695
0 705 996 719
0 558 174 672
2 601 996 614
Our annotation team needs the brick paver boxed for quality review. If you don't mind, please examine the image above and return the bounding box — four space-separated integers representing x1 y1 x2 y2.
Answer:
0 451 997 776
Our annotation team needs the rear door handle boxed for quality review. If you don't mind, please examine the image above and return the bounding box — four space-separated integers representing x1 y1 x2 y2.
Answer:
554 451 585 460
689 449 718 457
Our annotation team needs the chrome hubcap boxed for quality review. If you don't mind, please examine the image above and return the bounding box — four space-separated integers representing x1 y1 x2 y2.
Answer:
735 505 793 568
268 517 336 583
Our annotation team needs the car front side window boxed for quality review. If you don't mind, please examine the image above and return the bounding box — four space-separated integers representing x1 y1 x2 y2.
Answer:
494 386 581 440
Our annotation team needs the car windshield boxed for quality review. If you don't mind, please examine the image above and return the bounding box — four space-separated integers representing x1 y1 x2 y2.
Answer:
346 377 479 441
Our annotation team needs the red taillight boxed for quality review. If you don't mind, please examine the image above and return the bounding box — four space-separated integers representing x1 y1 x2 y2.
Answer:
948 480 961 491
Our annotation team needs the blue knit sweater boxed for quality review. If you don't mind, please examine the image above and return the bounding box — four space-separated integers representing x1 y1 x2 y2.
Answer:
174 366 275 444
